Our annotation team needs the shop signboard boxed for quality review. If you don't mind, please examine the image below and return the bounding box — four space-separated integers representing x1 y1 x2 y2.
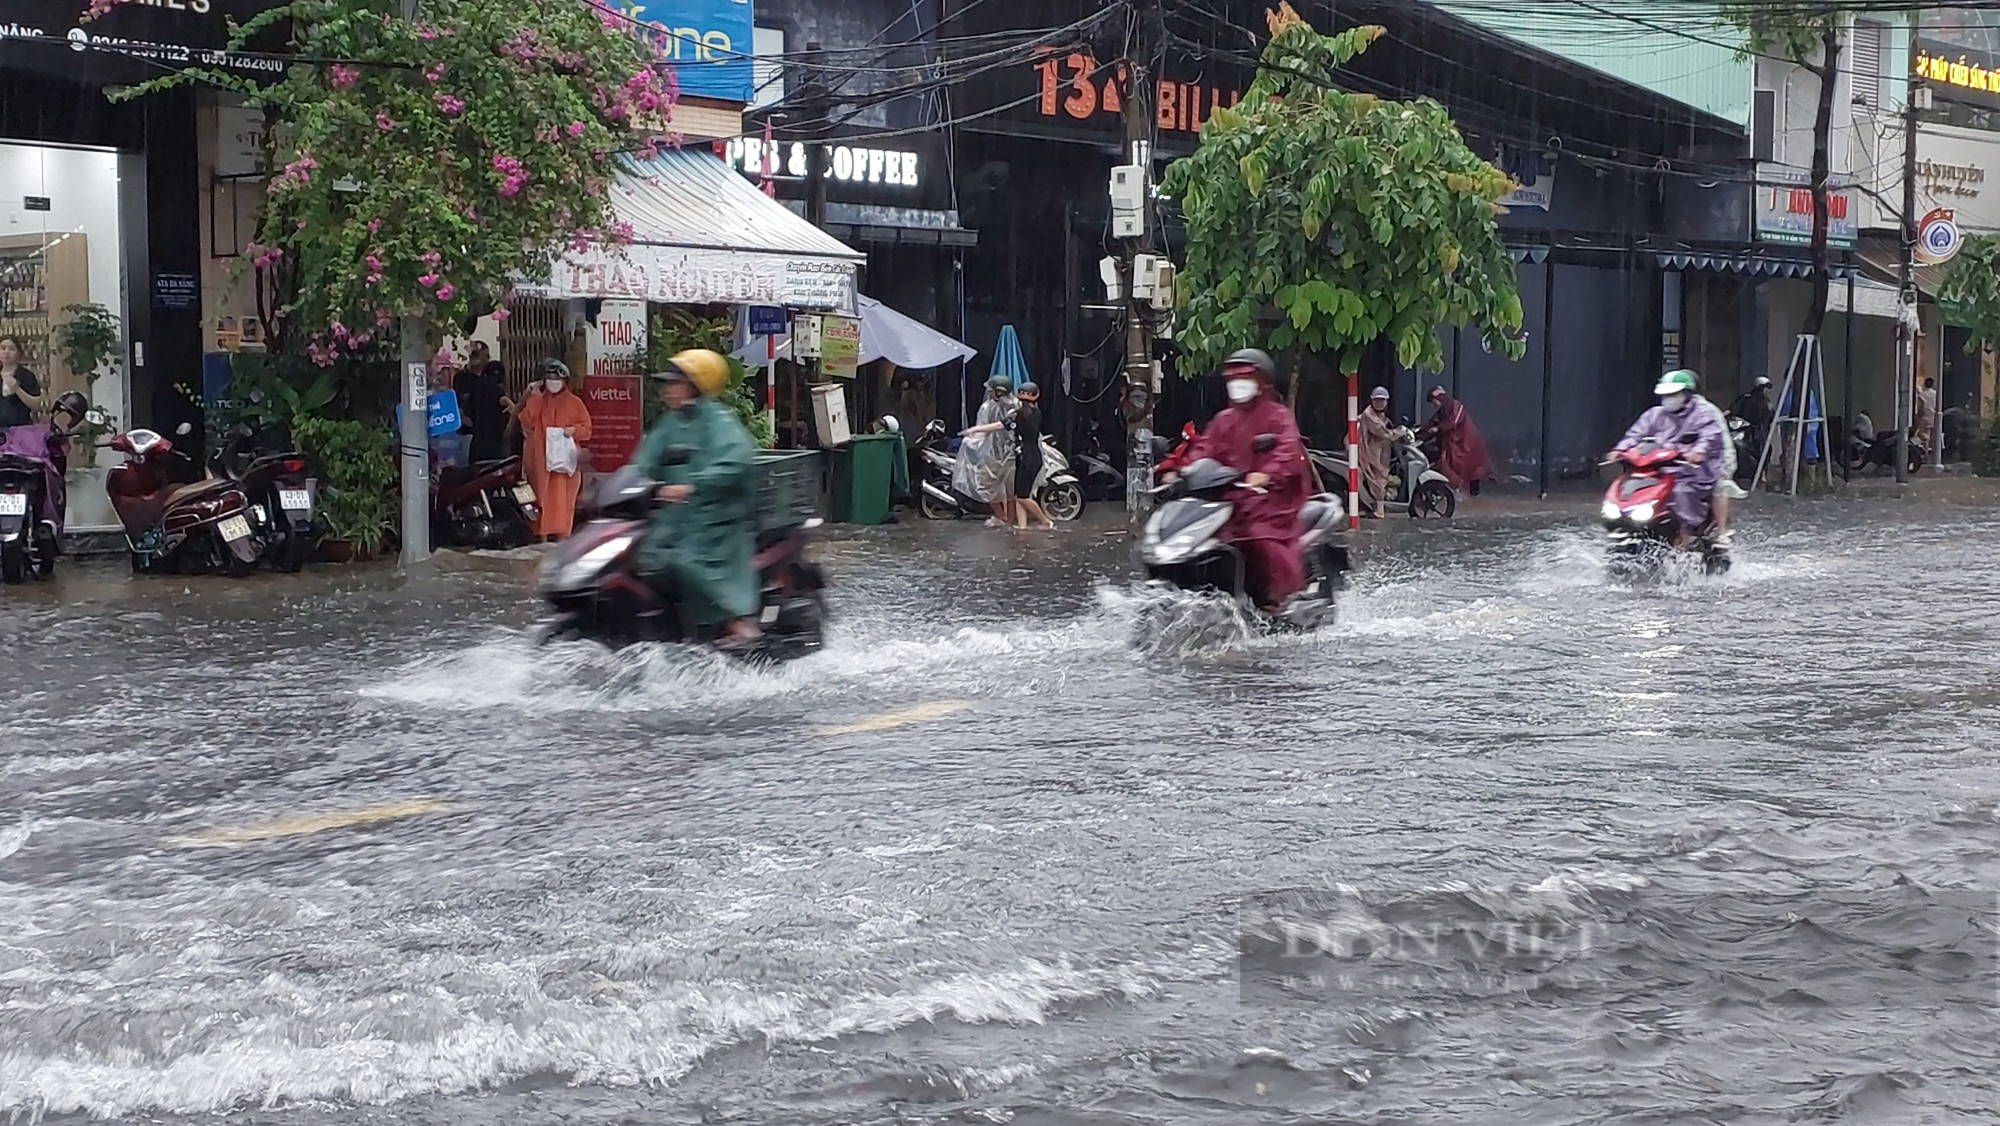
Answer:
152 271 199 311
1913 123 2000 232
819 314 861 379
1752 164 1858 249
1492 145 1556 211
518 245 858 313
747 305 788 336
582 300 647 471
1916 9 2000 110
600 0 752 103
0 0 290 84
718 132 956 212
393 390 462 437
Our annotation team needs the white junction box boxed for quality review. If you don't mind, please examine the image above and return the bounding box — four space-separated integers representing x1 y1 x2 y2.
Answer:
793 314 824 359
812 382 851 446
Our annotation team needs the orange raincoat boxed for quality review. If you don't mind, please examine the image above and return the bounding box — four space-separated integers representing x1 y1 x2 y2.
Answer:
518 386 593 538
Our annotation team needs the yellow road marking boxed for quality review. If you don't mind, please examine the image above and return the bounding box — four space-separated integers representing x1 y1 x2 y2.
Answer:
171 797 458 848
814 700 974 737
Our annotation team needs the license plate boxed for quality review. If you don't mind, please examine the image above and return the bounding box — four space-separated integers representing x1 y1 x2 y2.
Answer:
279 488 312 511
0 494 24 516
218 515 252 542
512 485 536 503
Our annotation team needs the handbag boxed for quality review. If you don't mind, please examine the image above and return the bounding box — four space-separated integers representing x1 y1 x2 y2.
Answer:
544 427 579 476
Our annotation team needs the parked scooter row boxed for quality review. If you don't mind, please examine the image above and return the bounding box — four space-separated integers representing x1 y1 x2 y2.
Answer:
907 419 1085 522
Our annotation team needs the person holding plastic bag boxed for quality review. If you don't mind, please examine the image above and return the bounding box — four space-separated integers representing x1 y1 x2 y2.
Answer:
512 358 592 541
954 375 1017 525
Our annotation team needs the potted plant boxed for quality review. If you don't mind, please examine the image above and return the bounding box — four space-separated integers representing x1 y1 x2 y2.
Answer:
50 303 123 471
293 415 396 561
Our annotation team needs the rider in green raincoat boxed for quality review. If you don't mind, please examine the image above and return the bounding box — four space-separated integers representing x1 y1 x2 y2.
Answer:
635 350 762 647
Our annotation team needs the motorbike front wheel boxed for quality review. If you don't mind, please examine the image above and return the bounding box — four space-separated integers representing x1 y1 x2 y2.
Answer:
1410 480 1456 519
31 525 57 579
919 490 959 521
1041 481 1085 522
0 540 24 584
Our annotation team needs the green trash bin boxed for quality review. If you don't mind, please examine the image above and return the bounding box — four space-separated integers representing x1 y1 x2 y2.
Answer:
828 434 897 525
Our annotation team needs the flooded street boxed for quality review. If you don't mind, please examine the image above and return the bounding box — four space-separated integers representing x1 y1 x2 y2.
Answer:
4 500 1999 1125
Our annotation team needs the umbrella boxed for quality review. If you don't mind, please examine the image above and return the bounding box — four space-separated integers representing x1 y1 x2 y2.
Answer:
989 325 1028 390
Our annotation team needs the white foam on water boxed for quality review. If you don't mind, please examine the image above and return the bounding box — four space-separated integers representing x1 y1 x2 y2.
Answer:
0 949 1216 1119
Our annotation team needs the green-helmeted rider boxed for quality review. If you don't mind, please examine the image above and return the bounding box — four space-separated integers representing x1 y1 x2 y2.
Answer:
634 348 761 649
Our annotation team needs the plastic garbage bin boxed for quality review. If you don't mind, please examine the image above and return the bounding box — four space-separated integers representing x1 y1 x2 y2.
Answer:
829 434 897 525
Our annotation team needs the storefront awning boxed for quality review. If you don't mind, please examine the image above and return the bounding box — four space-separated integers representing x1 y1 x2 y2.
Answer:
733 294 975 371
1655 251 1828 278
514 150 865 311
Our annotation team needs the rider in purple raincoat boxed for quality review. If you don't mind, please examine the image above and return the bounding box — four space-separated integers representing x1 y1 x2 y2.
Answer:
1611 369 1724 545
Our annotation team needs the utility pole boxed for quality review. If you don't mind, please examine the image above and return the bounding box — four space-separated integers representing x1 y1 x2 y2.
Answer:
798 41 831 230
1118 0 1158 518
398 0 430 566
1896 72 1924 485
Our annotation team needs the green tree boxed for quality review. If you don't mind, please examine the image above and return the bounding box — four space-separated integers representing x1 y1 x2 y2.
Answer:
111 0 678 365
1939 232 2000 350
1721 2 1842 340
1160 3 1524 377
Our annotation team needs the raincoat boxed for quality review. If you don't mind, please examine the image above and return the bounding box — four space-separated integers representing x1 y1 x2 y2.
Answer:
953 392 1017 502
1358 404 1395 511
1423 393 1495 491
518 387 593 537
0 423 65 527
1615 398 1724 529
634 397 759 629
1692 394 1746 500
1186 390 1312 604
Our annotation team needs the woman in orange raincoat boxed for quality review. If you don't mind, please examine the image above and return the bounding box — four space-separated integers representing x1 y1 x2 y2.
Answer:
512 358 593 540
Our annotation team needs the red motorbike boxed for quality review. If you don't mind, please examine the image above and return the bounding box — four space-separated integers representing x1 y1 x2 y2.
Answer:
1152 422 1199 477
106 426 262 575
1601 438 1729 578
431 455 537 549
212 425 315 572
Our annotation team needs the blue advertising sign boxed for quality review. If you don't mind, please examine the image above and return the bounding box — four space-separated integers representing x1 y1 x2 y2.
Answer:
748 305 788 335
605 0 754 104
395 390 463 437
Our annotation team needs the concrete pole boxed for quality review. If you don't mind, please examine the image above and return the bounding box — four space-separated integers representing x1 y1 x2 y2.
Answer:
1121 1 1158 521
399 0 430 566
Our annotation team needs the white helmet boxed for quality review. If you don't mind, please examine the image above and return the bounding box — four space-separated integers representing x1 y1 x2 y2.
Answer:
879 414 901 434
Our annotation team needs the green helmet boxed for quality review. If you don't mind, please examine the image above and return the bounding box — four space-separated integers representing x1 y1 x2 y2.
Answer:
1653 369 1698 396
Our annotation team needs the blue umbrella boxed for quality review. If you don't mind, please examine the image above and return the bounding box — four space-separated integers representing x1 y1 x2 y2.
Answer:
989 325 1029 390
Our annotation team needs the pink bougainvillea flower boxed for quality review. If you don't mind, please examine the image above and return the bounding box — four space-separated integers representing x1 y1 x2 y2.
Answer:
366 255 383 271
424 63 446 83
420 251 441 266
328 64 359 88
417 274 439 288
492 307 511 322
375 113 395 131
436 94 466 116
566 120 587 139
368 218 382 234
436 284 455 301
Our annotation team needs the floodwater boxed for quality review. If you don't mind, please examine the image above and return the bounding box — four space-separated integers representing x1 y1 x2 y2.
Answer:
3 499 1998 1125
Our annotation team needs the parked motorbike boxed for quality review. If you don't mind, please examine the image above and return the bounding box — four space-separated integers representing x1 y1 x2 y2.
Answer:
107 424 263 575
1601 438 1729 579
1840 414 1924 475
0 410 79 584
1150 422 1199 478
1306 424 1455 518
538 454 827 660
212 424 316 572
1725 414 1759 486
1138 444 1350 631
1074 419 1127 502
911 419 1085 522
433 455 538 549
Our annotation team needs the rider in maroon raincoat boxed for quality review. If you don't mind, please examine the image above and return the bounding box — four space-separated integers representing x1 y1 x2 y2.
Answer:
1183 349 1312 609
1420 386 1496 494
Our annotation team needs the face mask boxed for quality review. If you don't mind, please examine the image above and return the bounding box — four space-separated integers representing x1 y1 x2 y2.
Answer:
1226 378 1259 405
544 379 565 393
1661 392 1688 411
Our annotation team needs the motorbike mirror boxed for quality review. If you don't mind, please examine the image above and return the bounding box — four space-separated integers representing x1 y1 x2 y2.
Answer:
1252 433 1278 454
175 422 193 436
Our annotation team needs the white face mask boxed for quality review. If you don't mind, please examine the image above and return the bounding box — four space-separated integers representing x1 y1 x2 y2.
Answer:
544 379 565 393
1661 392 1688 411
1226 378 1259 405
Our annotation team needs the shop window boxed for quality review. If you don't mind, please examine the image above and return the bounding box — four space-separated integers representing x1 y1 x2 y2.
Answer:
0 142 127 422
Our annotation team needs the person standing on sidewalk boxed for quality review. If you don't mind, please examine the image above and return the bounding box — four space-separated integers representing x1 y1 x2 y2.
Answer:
1359 386 1395 518
1420 386 1496 497
1915 377 1939 459
511 359 592 541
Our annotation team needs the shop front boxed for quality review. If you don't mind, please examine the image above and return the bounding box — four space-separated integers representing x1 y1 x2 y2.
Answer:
1 0 282 530
507 148 865 466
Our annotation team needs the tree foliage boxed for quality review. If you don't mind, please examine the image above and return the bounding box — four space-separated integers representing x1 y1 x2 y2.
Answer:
1160 3 1524 375
1939 232 2000 349
112 0 678 365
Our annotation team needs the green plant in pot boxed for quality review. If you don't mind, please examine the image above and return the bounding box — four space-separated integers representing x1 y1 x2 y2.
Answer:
293 415 396 558
50 303 122 469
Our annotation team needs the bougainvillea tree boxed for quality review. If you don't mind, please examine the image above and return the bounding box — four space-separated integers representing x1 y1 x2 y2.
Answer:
109 0 678 363
1161 3 1523 376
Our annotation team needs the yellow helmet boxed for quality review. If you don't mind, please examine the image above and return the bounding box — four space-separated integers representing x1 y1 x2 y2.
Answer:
667 348 730 397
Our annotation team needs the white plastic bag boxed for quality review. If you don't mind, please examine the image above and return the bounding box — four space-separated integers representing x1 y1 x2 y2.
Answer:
545 428 579 476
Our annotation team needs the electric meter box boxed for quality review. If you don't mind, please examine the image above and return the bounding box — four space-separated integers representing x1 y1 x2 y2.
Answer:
812 382 851 446
793 314 824 359
1109 165 1146 211
1150 262 1177 310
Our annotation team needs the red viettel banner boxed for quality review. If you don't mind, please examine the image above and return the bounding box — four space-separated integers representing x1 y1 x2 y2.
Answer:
582 375 644 471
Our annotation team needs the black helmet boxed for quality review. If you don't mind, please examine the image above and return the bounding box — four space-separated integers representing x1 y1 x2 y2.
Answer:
1223 348 1275 382
50 391 87 430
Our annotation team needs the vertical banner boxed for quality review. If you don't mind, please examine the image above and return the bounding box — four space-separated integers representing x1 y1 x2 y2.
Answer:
583 301 648 471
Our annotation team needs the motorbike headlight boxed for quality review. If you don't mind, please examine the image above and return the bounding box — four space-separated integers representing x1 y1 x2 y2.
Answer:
1601 500 1621 521
1147 505 1230 563
541 533 637 591
1628 502 1655 524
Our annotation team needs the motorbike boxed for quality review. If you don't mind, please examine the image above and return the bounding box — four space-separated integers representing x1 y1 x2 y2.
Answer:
107 423 264 575
1840 415 1924 475
1725 414 1759 486
1074 419 1127 502
1306 423 1455 518
1601 438 1730 579
537 454 829 660
910 419 1085 522
1150 421 1199 478
1138 443 1350 631
0 418 75 583
432 455 538 549
212 424 316 572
